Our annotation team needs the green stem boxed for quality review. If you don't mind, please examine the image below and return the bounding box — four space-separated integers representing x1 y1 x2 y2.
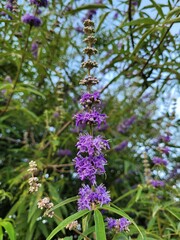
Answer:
0 25 32 116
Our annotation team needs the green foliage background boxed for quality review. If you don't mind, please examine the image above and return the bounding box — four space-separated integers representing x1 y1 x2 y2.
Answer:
0 0 179 239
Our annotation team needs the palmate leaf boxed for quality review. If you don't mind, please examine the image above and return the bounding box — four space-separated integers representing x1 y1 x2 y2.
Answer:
94 209 106 240
100 205 143 239
46 210 89 240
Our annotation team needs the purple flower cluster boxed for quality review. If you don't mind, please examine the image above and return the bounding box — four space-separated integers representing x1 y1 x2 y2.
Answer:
76 134 109 156
74 154 107 184
74 19 111 211
74 109 107 128
150 180 165 187
117 116 136 134
106 217 131 232
152 157 167 166
30 0 48 8
21 13 41 27
78 184 110 210
21 0 49 27
74 134 109 184
80 91 100 107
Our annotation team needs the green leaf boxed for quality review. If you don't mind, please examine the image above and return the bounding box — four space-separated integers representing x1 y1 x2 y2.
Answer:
17 107 38 121
100 205 143 239
164 17 180 24
47 210 89 240
135 186 143 202
123 18 157 27
96 12 110 32
113 188 137 203
69 4 108 14
1 221 16 240
165 208 180 220
14 84 45 99
94 209 106 240
50 196 78 212
132 27 160 55
152 204 162 217
78 226 95 240
150 0 164 18
165 7 180 19
0 226 3 240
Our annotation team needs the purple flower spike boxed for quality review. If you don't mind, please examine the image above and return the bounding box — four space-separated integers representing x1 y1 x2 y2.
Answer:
22 13 42 27
31 41 38 58
117 116 136 133
151 180 165 187
74 110 107 128
57 149 72 157
30 0 48 8
114 140 128 151
152 157 168 166
78 184 111 210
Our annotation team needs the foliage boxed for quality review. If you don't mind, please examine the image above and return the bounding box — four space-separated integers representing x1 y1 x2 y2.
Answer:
0 0 179 239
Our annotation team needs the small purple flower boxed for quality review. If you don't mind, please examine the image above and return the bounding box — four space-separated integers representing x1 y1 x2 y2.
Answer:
152 157 168 166
150 180 165 187
53 111 59 118
21 13 42 27
30 0 48 8
117 116 136 133
74 154 107 184
160 135 171 142
106 217 131 232
159 147 170 154
113 12 118 19
31 41 38 58
74 110 107 128
132 0 138 6
5 1 13 11
106 217 116 228
80 91 100 107
76 134 109 156
57 149 72 157
78 184 111 210
114 141 128 151
75 26 84 33
82 9 97 22
118 218 131 231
